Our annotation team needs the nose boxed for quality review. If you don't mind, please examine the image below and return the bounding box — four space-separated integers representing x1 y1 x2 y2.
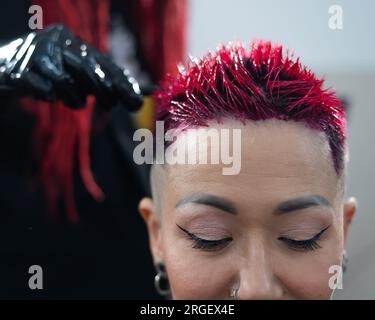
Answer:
236 237 284 300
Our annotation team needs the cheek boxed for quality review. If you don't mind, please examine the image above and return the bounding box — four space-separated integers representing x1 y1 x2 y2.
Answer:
280 253 341 299
162 235 233 299
279 228 344 299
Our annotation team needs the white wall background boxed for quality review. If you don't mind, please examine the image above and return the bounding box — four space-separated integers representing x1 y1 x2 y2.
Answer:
188 0 375 299
188 0 375 74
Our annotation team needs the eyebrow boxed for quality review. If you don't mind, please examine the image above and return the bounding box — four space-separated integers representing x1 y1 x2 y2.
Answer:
175 193 331 216
273 194 331 215
175 193 238 215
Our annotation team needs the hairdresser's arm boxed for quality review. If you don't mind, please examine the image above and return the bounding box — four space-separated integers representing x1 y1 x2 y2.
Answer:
0 24 143 111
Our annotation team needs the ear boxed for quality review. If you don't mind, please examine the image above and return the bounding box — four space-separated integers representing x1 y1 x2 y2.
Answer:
138 197 163 264
343 197 357 247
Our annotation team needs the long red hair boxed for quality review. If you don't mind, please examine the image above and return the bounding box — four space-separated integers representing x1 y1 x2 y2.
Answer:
22 0 187 223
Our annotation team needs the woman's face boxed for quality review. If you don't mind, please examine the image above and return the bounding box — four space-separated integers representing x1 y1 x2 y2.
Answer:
139 119 356 299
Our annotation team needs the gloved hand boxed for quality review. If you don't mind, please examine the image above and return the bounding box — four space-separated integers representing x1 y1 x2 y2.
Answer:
0 24 143 111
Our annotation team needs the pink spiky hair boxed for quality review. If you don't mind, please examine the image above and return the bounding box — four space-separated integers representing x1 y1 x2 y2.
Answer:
155 40 347 174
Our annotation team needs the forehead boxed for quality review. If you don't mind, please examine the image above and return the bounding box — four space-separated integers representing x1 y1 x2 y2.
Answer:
163 118 340 211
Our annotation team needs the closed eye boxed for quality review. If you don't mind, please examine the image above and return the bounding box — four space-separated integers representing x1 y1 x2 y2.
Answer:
177 224 232 252
278 226 330 252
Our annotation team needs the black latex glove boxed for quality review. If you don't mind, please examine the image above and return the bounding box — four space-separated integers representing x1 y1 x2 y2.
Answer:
0 24 143 111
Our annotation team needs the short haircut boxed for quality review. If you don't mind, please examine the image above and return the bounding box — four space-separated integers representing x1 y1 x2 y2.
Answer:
154 40 347 175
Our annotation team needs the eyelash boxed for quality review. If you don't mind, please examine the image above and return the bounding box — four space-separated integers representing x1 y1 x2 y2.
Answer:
278 226 330 252
177 224 233 252
177 224 330 253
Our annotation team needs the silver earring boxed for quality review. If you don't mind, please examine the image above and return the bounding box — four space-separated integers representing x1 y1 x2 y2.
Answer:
342 250 349 272
154 262 171 297
230 286 239 300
